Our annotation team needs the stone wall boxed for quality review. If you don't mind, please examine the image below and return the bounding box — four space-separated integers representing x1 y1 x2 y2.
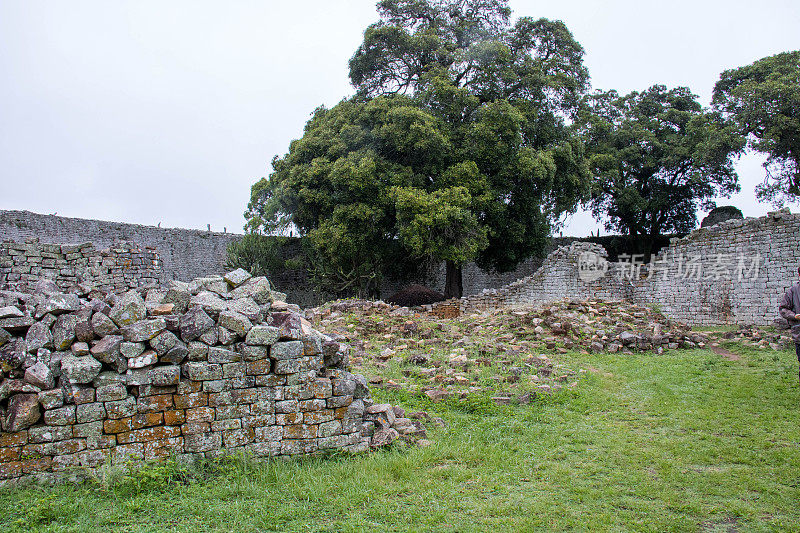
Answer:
438 211 799 326
0 270 419 485
0 211 575 305
0 210 239 284
0 241 160 294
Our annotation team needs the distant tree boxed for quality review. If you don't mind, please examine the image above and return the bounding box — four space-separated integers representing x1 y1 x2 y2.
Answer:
246 0 592 298
577 85 745 257
712 51 800 205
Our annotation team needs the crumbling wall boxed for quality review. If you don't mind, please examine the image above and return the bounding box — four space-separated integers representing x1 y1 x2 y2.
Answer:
0 210 239 283
437 211 799 326
0 241 160 293
0 270 417 485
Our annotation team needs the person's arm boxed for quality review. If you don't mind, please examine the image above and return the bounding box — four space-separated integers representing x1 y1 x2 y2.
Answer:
778 287 799 320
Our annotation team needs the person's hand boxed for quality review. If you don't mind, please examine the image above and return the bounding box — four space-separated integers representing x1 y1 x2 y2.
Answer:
794 313 800 320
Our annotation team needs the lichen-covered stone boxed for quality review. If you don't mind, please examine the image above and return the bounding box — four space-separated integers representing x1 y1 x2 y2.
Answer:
3 393 41 432
24 361 54 389
218 311 252 338
52 314 81 351
109 290 147 327
224 268 252 288
179 307 214 342
25 321 53 353
60 354 102 384
149 365 180 386
189 291 227 318
245 325 279 346
91 311 118 337
121 319 166 342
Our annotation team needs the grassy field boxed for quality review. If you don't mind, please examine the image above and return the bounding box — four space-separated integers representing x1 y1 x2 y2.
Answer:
1 342 799 532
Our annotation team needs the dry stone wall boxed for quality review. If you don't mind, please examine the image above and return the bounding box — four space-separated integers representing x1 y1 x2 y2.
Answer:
0 269 417 485
0 210 239 284
438 210 799 326
0 241 160 294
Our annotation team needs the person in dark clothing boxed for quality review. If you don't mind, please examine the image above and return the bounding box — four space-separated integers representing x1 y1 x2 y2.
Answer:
778 267 800 383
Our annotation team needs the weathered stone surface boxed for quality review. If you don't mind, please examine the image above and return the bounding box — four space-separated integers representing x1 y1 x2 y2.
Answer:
182 362 222 381
52 314 81 351
60 354 102 384
150 303 174 316
365 403 396 428
161 343 189 365
149 365 180 386
270 341 303 360
109 290 147 327
271 312 302 340
3 393 41 432
0 327 10 347
25 361 55 389
120 341 145 358
91 311 118 337
150 330 179 356
90 335 123 364
218 311 252 337
38 388 64 409
207 346 240 363
0 316 35 333
121 319 166 342
227 297 261 322
370 427 399 448
245 325 280 346
230 277 271 304
0 306 24 319
190 291 227 317
127 350 158 369
224 268 252 288
25 321 53 353
179 307 214 342
163 283 191 315
36 293 80 317
74 319 95 343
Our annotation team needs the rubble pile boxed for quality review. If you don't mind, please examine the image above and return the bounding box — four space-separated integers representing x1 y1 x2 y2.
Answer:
0 270 424 484
307 298 791 404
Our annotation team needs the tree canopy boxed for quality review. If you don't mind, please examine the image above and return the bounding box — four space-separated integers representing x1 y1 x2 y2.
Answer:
712 50 800 205
577 85 744 256
246 0 592 297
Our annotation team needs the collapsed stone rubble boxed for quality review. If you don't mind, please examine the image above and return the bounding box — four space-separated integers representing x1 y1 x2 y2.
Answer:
306 297 792 404
0 269 425 485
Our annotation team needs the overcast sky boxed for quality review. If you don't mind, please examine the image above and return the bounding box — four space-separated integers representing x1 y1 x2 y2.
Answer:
1 1 798 236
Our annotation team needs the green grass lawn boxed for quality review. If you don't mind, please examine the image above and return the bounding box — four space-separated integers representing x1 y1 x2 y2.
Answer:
2 343 799 532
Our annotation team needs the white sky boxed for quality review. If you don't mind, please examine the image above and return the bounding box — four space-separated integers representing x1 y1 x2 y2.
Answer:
1 0 798 236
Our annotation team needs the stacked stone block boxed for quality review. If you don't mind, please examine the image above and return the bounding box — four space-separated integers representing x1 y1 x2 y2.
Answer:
0 240 160 294
0 269 400 485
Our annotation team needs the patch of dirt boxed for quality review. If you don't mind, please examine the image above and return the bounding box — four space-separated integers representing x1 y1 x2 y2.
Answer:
710 346 742 361
700 517 740 532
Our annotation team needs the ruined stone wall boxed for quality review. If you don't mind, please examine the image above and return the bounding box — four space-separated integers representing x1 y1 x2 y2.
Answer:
0 241 160 294
0 210 239 284
439 211 798 326
0 271 417 485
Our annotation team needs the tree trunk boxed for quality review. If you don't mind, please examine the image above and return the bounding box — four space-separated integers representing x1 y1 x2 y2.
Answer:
444 260 463 299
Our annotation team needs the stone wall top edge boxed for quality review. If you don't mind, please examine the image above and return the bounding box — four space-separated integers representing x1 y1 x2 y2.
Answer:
0 209 244 239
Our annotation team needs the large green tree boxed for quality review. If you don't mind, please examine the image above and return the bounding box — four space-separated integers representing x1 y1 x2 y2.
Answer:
712 51 800 205
578 85 744 257
247 0 591 297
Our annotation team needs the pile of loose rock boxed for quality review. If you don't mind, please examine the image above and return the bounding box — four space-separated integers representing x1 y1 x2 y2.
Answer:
0 269 425 484
306 297 791 404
